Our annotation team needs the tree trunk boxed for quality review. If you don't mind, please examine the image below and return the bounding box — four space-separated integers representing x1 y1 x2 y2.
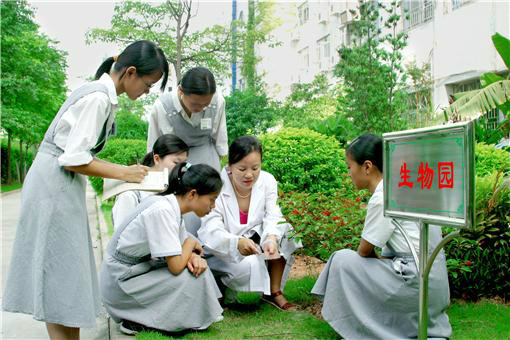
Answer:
19 139 24 183
6 133 12 184
175 16 182 84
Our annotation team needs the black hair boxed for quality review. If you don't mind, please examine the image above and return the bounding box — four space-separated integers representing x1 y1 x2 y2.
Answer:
142 134 189 167
346 134 383 172
228 135 263 165
179 67 216 95
95 40 169 91
159 163 223 196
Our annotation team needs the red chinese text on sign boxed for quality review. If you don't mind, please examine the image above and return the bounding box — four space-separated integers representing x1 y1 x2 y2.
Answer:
438 162 454 189
398 162 414 188
417 162 434 190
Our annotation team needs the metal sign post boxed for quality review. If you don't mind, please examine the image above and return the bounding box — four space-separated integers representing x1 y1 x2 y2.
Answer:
383 121 475 340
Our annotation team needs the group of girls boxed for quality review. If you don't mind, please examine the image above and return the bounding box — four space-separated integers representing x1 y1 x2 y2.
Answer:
2 39 452 340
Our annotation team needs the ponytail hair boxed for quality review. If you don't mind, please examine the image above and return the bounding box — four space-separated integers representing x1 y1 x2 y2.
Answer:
142 134 189 167
159 163 223 196
95 40 169 91
179 67 216 96
346 133 383 172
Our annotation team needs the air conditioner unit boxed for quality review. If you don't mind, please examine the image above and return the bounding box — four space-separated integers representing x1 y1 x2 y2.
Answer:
318 10 328 24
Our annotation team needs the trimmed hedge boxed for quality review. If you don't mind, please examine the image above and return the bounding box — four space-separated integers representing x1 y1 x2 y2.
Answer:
89 139 147 195
475 143 510 176
260 128 348 193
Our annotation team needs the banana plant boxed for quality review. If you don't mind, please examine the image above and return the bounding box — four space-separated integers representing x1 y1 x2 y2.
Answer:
444 33 510 133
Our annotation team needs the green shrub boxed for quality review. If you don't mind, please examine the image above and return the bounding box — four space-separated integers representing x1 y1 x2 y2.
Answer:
225 89 278 143
1 140 35 183
260 128 347 193
444 172 510 300
111 110 148 141
475 143 510 176
90 139 147 195
279 190 370 261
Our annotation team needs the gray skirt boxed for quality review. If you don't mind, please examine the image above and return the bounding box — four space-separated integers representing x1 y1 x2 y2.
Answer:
2 150 101 328
99 256 223 331
311 249 452 340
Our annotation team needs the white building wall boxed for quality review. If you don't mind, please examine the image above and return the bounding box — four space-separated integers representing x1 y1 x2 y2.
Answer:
258 0 509 108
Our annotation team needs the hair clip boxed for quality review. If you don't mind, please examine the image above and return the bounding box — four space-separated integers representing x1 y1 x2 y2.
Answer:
183 162 192 171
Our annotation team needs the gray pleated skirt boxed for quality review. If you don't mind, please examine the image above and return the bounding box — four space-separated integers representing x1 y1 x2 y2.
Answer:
311 249 452 340
2 150 101 328
99 256 223 332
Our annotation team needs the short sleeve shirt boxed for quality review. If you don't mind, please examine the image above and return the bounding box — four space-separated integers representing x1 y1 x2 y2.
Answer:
116 195 188 258
361 180 420 254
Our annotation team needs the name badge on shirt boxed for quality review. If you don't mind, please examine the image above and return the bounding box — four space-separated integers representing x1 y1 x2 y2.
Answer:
201 118 212 130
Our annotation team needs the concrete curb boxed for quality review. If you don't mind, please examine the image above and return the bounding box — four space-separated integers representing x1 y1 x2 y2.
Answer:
94 195 132 340
1 188 22 197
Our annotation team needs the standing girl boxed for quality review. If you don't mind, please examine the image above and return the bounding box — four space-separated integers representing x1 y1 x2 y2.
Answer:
112 134 188 229
311 134 452 340
198 136 302 310
147 66 228 236
100 163 224 335
3 40 169 340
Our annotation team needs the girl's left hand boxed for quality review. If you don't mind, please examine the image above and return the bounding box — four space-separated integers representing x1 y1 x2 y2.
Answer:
193 240 204 256
187 254 208 277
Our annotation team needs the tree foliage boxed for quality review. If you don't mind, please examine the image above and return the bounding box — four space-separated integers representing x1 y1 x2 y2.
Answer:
334 0 408 135
87 0 232 83
1 0 68 144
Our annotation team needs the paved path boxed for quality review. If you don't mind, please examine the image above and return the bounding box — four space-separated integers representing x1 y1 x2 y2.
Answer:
1 183 129 340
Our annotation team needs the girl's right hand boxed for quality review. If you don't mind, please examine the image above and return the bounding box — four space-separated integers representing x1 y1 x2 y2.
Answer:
237 238 260 256
123 164 149 183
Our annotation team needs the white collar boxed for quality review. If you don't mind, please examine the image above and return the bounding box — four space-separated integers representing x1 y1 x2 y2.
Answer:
97 73 119 105
375 179 383 193
171 89 184 113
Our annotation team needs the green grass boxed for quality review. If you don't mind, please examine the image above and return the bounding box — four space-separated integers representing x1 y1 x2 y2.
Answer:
449 300 510 340
135 277 510 340
1 182 22 193
101 201 114 236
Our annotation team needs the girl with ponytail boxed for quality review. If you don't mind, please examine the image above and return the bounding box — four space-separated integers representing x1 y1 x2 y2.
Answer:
3 40 169 340
100 163 224 335
112 134 189 229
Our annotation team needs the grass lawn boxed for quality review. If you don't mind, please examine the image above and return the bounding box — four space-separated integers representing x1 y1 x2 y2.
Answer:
101 201 114 236
1 182 22 193
134 276 510 340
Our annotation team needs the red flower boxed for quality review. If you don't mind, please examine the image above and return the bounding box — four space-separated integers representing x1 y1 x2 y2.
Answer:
322 210 332 216
332 216 340 221
356 197 362 202
291 209 300 215
465 260 472 267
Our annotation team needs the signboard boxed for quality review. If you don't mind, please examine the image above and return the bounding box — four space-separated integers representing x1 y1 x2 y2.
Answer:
383 121 475 229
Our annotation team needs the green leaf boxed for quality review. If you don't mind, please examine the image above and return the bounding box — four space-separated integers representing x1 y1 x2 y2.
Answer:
492 32 510 71
480 72 505 87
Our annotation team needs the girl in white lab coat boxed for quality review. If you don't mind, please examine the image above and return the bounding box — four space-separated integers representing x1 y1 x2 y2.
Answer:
199 136 302 310
3 40 169 340
112 134 188 229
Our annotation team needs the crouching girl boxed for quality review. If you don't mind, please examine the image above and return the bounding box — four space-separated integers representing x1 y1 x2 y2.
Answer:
100 163 224 335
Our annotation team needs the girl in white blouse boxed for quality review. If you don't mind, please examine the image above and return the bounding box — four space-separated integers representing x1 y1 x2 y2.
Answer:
100 163 224 335
112 134 188 229
312 134 451 340
199 136 302 310
3 41 169 340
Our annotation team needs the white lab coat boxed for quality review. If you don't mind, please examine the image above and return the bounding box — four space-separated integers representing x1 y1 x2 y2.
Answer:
198 168 302 294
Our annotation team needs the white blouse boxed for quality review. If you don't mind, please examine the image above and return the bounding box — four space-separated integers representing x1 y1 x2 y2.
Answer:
361 180 421 255
112 190 155 230
146 89 228 156
116 195 189 258
199 168 287 263
55 73 118 167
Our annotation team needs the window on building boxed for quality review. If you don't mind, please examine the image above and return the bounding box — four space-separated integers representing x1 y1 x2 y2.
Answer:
298 2 309 25
317 35 331 70
298 46 309 72
340 22 354 47
452 0 472 10
403 0 435 30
